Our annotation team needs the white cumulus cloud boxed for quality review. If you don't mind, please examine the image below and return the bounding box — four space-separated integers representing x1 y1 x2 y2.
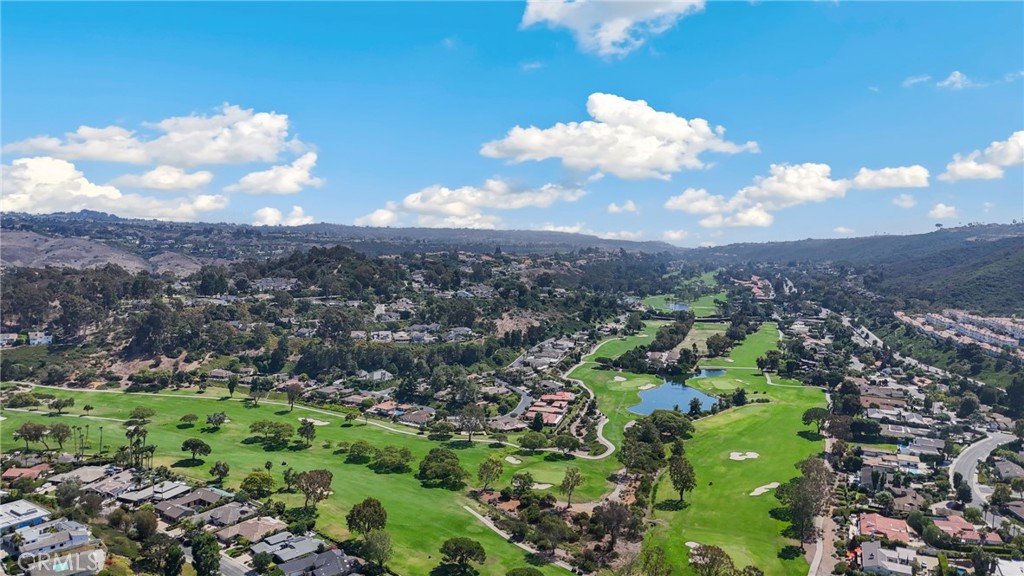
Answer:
3 104 304 167
662 229 690 242
664 187 735 214
699 205 774 228
481 92 757 180
608 200 638 214
851 165 929 189
521 0 704 57
224 152 324 195
892 194 917 208
833 226 855 236
355 179 586 229
928 203 958 218
939 131 1023 182
252 205 315 226
936 71 977 90
1 156 227 221
109 165 214 190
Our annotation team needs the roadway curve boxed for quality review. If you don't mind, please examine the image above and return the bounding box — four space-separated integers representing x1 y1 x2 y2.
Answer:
949 431 1014 525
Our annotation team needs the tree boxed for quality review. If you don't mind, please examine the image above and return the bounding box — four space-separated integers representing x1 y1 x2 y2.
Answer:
209 460 230 482
55 479 81 508
133 508 159 541
252 551 273 575
553 434 581 455
971 546 997 576
732 388 747 406
520 431 548 453
164 541 185 576
50 423 72 451
191 532 220 576
591 501 630 546
801 407 830 434
956 482 973 506
181 438 212 462
286 383 303 411
240 470 276 498
364 529 393 569
205 412 227 429
298 419 316 447
991 483 1013 507
668 455 696 504
83 404 94 416
688 397 703 417
227 375 239 398
15 422 48 450
457 403 486 442
294 469 333 508
51 398 74 415
530 412 545 432
130 406 156 422
283 467 299 491
689 544 735 576
637 546 673 576
789 458 834 550
559 467 584 507
418 448 469 489
511 472 535 498
477 456 504 490
179 414 198 427
439 537 486 567
248 378 272 406
347 497 388 536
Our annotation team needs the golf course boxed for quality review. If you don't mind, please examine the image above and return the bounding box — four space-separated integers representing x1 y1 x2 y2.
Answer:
3 317 823 576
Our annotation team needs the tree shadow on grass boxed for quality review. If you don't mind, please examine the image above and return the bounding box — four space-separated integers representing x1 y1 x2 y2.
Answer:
444 440 475 450
769 507 792 522
275 409 291 416
778 545 803 560
176 423 195 430
654 500 688 512
429 564 478 576
797 430 824 442
171 458 204 468
241 436 263 445
523 553 552 567
544 453 575 462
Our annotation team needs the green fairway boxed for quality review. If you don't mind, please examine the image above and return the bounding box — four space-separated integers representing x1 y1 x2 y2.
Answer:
642 292 726 318
649 323 826 575
680 322 728 355
1 390 570 575
702 322 781 368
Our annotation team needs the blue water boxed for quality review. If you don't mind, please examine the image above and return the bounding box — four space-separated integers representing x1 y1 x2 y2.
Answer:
695 368 726 378
666 302 690 311
629 375 719 415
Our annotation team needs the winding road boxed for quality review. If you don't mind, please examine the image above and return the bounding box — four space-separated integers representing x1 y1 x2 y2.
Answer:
949 431 1014 526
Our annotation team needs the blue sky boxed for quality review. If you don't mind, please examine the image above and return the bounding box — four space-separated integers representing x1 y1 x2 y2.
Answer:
2 1 1022 246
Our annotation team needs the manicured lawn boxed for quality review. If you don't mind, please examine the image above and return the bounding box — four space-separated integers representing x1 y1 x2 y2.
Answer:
681 322 728 355
648 322 826 575
1 391 567 575
702 322 780 368
642 292 726 318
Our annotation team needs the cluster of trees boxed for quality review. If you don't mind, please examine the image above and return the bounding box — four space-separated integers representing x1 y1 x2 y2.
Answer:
648 313 696 352
775 457 834 550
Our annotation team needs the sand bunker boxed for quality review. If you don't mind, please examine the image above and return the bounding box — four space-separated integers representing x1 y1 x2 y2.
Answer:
749 482 780 496
735 379 745 384
299 417 330 426
638 383 657 391
505 456 522 464
729 451 760 461
532 483 553 490
613 376 627 382
724 359 735 363
685 541 700 549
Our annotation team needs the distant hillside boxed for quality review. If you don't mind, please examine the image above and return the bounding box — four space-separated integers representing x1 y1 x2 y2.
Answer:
874 235 1024 315
696 224 1024 265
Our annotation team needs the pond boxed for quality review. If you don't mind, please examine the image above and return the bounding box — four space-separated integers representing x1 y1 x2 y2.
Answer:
629 375 719 415
666 302 690 311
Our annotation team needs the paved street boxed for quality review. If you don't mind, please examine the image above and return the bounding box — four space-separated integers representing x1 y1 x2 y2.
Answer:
949 431 1015 527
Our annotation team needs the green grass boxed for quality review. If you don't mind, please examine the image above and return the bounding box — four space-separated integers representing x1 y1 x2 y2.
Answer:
2 391 568 575
701 323 780 368
649 322 827 575
642 292 726 318
681 322 728 355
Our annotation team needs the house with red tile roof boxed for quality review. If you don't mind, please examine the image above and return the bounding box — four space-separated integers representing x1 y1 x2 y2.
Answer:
933 515 1002 545
859 513 914 544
